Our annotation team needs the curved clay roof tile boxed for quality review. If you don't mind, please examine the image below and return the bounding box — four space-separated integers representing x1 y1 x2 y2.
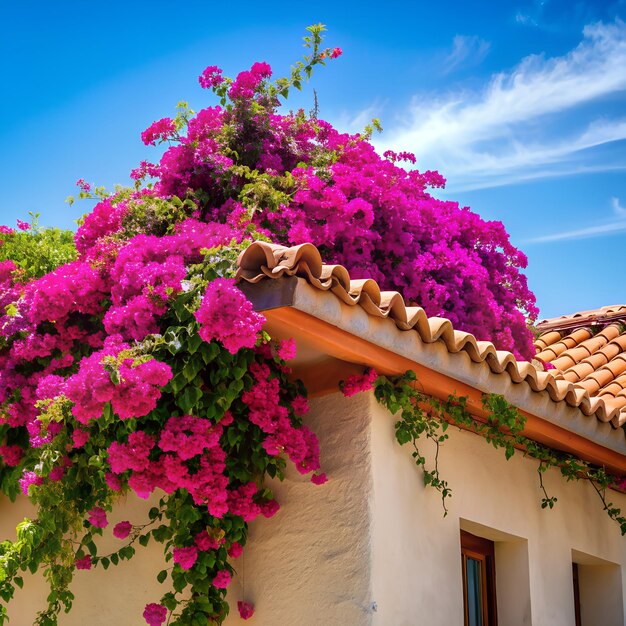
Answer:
236 241 626 431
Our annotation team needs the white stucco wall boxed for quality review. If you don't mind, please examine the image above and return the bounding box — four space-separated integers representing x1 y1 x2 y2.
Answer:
1 390 625 625
223 391 376 625
0 492 169 625
367 396 626 626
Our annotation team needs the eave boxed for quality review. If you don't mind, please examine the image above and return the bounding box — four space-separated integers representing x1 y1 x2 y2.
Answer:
240 275 626 476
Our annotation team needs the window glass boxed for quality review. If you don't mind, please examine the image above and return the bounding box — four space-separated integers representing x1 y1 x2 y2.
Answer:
466 557 483 626
461 530 497 626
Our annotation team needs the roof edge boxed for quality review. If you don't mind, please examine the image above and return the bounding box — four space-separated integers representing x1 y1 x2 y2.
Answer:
244 277 626 472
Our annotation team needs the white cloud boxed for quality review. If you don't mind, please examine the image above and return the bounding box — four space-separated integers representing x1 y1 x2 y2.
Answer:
373 20 626 191
529 220 626 243
335 102 386 134
612 196 626 216
529 196 626 243
443 35 491 74
515 12 537 26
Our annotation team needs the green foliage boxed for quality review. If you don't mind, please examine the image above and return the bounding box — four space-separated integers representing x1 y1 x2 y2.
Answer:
375 371 626 534
0 213 76 281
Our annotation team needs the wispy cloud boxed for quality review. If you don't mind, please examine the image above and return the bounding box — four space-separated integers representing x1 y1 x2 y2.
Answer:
334 101 386 135
373 20 626 191
530 220 626 243
514 0 547 29
515 12 538 27
529 197 626 243
612 195 626 216
442 35 491 74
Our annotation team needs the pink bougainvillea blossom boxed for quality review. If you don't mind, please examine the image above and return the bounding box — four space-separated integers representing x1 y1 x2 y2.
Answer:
228 542 243 558
143 603 168 626
173 546 198 570
276 338 296 361
158 415 219 460
75 555 92 570
141 117 176 146
66 339 172 423
48 465 66 481
195 530 222 552
19 471 43 495
341 369 379 397
195 278 264 354
105 472 122 491
71 429 90 449
238 601 255 620
311 472 328 485
0 445 23 467
113 521 132 539
199 65 224 89
261 499 280 519
76 178 91 192
212 569 232 589
88 507 108 529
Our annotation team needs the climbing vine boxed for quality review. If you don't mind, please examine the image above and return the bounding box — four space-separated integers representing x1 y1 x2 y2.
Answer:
0 23 617 626
371 370 626 533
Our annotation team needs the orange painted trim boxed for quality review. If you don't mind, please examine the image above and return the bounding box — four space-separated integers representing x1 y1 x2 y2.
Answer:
264 306 626 475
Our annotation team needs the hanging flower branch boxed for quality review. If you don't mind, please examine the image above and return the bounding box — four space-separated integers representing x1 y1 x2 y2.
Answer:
368 370 626 534
0 23 556 626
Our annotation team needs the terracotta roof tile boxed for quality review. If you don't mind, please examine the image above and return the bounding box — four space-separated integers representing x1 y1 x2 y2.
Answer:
537 305 626 332
598 374 626 399
536 312 626 428
236 242 626 431
534 330 563 352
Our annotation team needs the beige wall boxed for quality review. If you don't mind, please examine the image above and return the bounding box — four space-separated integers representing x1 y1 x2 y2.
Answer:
367 396 626 626
2 390 625 625
0 493 169 625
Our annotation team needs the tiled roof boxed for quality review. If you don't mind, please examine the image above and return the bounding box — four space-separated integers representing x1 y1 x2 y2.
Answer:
236 242 626 430
535 307 626 429
536 305 626 332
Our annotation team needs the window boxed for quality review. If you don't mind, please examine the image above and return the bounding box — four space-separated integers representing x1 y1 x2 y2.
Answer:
571 550 623 626
572 563 582 626
461 530 498 626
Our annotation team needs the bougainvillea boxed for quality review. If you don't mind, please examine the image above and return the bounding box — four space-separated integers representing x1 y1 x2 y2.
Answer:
0 24 540 626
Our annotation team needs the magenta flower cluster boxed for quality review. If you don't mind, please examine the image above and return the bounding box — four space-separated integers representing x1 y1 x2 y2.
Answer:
141 117 176 146
0 39 540 626
137 59 538 359
341 369 379 398
65 337 172 423
243 362 321 481
194 278 265 354
143 603 167 626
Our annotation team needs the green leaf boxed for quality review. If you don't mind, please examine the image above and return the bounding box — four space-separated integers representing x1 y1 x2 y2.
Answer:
157 569 168 584
183 356 204 382
177 385 203 413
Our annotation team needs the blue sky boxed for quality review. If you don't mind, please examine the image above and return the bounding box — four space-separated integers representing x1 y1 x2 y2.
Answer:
1 0 625 320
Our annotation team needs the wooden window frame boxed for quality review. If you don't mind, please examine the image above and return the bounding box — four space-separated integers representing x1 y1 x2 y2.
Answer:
461 530 498 626
572 563 582 626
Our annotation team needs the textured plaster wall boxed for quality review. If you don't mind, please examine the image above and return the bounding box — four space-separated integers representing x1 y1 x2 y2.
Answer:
0 492 168 625
2 390 626 625
368 394 626 626
224 391 375 625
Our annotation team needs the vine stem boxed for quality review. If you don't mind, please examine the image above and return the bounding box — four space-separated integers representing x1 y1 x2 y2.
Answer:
426 432 448 516
588 475 610 512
